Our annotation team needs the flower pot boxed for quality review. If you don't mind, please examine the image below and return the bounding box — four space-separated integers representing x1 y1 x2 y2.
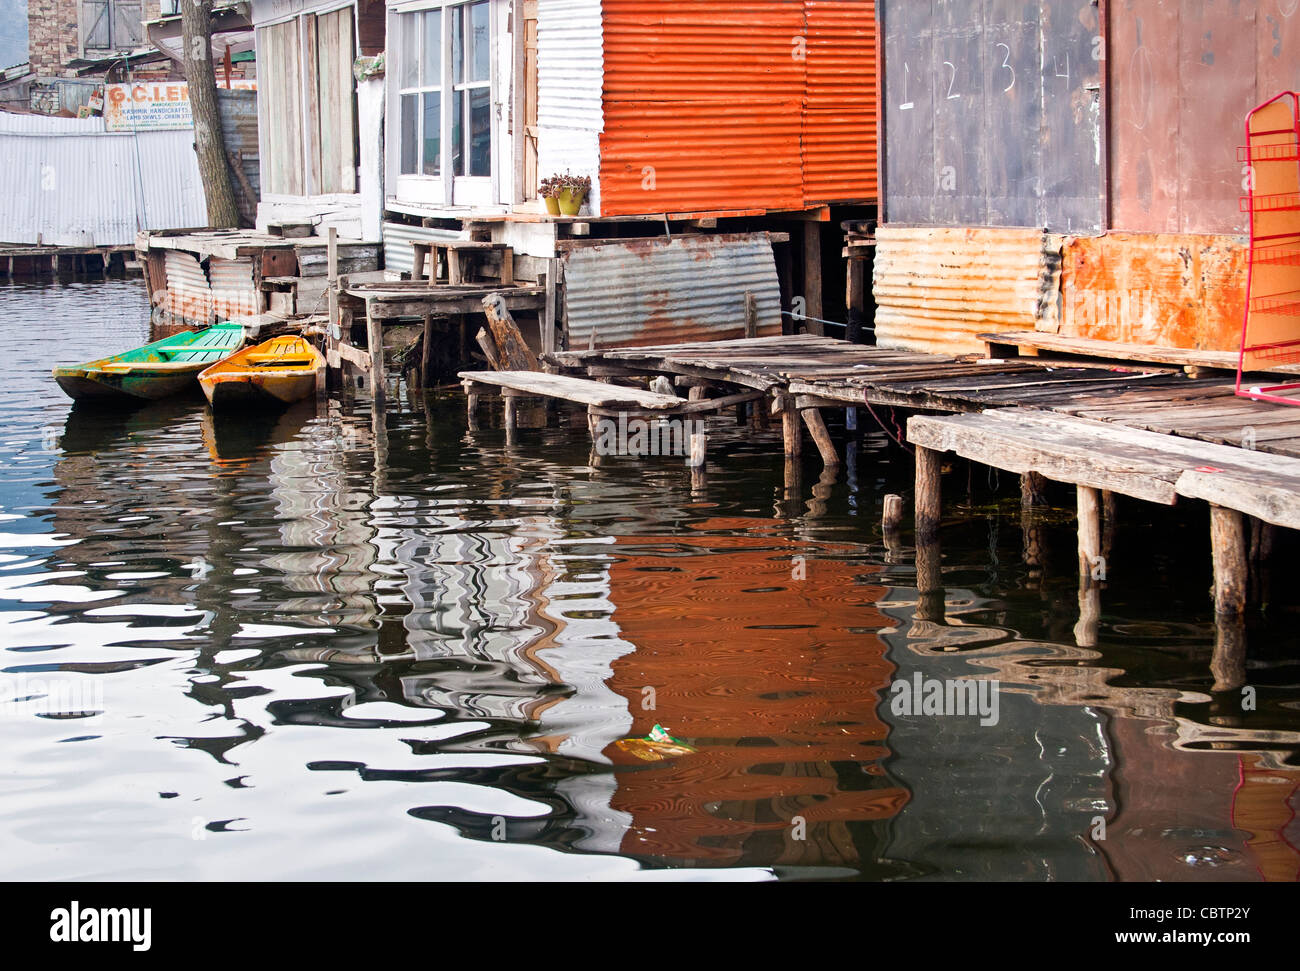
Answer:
544 195 561 216
558 188 587 216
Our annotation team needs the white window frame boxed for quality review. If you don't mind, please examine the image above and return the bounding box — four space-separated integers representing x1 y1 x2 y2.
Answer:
389 0 501 209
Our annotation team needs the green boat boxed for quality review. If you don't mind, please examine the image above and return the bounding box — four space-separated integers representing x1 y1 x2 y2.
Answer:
52 323 246 403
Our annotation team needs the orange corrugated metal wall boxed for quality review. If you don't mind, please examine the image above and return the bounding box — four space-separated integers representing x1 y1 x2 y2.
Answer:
598 1 877 217
803 1 877 205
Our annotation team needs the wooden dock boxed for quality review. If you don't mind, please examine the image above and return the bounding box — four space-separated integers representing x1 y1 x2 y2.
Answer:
448 332 1300 679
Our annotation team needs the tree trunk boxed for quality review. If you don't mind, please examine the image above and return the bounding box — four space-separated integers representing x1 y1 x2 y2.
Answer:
181 0 240 228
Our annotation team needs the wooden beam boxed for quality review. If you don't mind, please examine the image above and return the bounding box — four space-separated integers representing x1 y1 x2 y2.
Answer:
421 314 436 388
781 396 803 460
744 291 758 339
476 328 502 370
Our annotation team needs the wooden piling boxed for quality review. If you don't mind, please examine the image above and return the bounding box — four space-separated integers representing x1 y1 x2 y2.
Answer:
882 493 904 558
1021 471 1048 509
421 314 436 389
322 227 338 398
1211 612 1248 693
365 304 385 408
780 397 803 460
1077 486 1102 582
1210 504 1248 616
915 446 942 544
801 407 840 467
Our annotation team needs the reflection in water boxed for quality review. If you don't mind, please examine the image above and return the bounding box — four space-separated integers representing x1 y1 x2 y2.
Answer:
1 279 1297 880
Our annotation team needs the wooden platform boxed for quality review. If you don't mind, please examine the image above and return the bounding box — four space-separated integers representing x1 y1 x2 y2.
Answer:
908 408 1300 527
980 329 1300 376
552 334 1300 459
344 282 545 319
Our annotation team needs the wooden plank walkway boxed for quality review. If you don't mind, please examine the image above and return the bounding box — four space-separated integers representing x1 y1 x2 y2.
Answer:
552 334 1300 459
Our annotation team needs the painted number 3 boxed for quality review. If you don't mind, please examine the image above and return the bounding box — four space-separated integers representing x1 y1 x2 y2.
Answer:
997 43 1015 92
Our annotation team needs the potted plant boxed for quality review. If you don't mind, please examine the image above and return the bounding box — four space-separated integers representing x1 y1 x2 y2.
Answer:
558 172 591 216
539 175 562 216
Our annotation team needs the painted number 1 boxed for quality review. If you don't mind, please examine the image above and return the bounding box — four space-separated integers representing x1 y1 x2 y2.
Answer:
901 62 914 110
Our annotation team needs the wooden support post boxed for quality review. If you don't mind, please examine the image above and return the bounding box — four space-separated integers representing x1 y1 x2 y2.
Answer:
801 407 839 468
915 526 944 624
915 446 942 544
744 291 758 339
882 493 904 559
1210 505 1248 617
688 385 707 402
483 293 539 371
802 221 823 336
322 227 338 398
689 425 707 494
1021 471 1048 509
463 381 480 429
1075 581 1101 649
503 392 519 445
476 327 502 370
365 301 385 408
542 264 558 357
845 254 866 343
1077 486 1102 583
1211 612 1248 694
780 397 803 460
421 314 436 389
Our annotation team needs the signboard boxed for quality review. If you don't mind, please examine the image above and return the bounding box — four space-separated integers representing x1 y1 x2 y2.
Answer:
104 80 256 132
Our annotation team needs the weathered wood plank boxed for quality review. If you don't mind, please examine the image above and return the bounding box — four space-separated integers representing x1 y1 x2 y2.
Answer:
458 370 686 410
482 293 539 371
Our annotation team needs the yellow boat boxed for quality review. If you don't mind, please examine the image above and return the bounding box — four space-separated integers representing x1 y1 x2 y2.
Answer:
198 335 325 410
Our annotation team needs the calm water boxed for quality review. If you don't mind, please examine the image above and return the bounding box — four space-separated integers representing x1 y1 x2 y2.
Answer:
2 278 1298 881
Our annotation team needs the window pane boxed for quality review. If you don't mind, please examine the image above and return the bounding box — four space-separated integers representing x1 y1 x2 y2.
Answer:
471 1 490 83
422 92 441 176
452 5 464 85
422 9 442 88
469 87 491 177
398 13 419 89
451 89 464 176
400 95 418 174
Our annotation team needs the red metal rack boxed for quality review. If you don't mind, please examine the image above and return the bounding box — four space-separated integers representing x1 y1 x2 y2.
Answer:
1239 92 1300 404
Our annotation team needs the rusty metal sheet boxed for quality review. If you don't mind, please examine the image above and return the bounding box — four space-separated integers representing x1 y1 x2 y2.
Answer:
562 233 783 348
802 0 878 204
872 225 1063 355
163 250 214 327
209 256 259 321
1060 232 1247 353
881 0 1102 232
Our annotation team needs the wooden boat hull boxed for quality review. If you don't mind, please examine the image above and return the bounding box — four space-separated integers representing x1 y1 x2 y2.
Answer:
199 336 324 410
53 363 211 402
53 323 245 403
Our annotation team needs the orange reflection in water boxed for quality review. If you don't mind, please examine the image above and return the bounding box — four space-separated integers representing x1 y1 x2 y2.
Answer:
602 519 907 867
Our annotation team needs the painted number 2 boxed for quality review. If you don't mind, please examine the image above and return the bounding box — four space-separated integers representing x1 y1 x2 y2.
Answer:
944 61 960 100
997 43 1015 92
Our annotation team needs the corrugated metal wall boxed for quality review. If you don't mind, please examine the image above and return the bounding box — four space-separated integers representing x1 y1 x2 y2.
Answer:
162 250 215 326
0 113 207 247
537 0 605 214
382 221 468 277
597 0 877 217
563 233 783 347
873 226 1063 356
803 0 877 205
209 257 259 321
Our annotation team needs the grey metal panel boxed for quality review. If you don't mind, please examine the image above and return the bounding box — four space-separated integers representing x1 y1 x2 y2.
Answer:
0 112 207 246
563 233 783 349
880 0 1102 232
218 88 260 224
381 221 467 276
